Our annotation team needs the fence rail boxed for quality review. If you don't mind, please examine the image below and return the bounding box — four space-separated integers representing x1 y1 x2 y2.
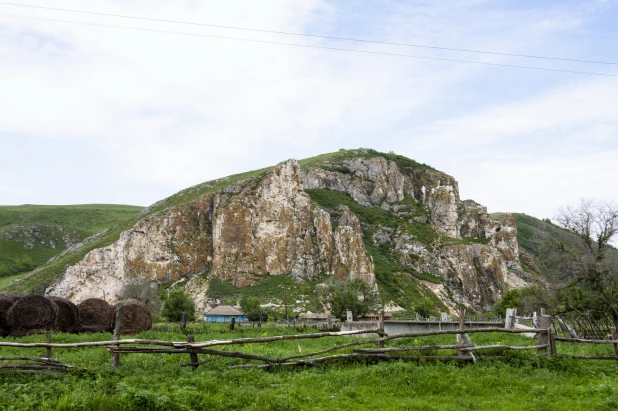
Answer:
1 310 617 373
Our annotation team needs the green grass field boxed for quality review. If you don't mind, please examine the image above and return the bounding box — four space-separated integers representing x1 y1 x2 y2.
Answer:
0 204 144 233
0 204 143 284
1 326 617 410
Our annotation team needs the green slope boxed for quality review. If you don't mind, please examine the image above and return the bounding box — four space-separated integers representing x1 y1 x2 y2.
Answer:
0 204 143 288
491 212 618 280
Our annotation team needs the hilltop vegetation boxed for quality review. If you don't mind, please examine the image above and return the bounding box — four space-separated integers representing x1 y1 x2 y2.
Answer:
0 205 143 284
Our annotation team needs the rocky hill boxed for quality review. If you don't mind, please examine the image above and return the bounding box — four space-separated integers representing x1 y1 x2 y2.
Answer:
3 149 531 314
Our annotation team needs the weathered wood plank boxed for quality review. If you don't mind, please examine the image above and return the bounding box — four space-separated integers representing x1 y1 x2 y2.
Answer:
558 354 618 360
555 337 618 344
112 305 123 368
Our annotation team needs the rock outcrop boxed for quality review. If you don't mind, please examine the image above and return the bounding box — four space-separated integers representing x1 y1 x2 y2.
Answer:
47 159 375 311
47 150 529 313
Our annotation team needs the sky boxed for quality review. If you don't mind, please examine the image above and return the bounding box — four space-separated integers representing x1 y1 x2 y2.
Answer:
0 0 617 221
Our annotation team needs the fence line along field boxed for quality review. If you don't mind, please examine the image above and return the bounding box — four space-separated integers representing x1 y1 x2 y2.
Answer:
2 311 618 410
0 325 618 410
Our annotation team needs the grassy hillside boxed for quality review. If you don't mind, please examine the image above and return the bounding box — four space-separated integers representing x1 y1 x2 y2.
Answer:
0 205 143 283
491 212 618 280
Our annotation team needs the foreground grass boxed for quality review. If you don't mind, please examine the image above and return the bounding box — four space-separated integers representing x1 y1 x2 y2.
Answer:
1 326 617 410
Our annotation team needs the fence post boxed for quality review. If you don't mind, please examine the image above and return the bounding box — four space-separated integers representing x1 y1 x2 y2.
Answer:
112 305 123 368
532 312 539 329
45 330 52 359
458 307 465 331
538 314 550 355
549 328 557 356
346 310 353 322
187 334 199 372
181 312 187 333
457 307 473 361
505 308 516 329
230 317 236 331
378 310 385 349
612 327 618 361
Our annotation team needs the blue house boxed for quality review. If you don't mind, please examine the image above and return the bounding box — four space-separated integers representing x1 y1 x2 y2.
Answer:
204 305 246 323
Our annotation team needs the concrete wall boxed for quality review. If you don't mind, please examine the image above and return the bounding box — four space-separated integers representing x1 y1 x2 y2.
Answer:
341 319 502 335
384 320 502 335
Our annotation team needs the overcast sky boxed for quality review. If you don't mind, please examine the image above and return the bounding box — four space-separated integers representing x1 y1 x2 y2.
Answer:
1 0 617 220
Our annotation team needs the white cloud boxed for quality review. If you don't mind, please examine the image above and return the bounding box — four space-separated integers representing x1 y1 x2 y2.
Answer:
407 74 618 218
0 0 616 217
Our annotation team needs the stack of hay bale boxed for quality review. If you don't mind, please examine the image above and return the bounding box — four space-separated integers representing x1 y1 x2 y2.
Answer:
0 293 21 337
0 294 152 337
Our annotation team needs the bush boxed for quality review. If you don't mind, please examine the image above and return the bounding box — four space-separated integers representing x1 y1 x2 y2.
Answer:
326 278 378 320
161 290 196 322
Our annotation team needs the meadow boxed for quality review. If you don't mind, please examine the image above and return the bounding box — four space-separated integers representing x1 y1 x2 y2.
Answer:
0 204 143 286
1 325 617 410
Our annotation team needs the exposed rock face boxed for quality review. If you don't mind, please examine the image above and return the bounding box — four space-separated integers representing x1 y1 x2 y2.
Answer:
48 195 215 303
47 151 528 314
211 160 329 286
303 158 461 238
302 155 528 311
438 245 506 311
47 160 375 311
302 157 405 207
333 206 375 288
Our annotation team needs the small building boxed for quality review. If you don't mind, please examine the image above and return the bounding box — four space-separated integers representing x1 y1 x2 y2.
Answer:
204 305 245 323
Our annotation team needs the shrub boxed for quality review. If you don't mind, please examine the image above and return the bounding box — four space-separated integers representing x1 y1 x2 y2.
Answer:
161 290 196 322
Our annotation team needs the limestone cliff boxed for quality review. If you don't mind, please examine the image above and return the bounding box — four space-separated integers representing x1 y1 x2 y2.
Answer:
46 149 529 314
47 159 375 311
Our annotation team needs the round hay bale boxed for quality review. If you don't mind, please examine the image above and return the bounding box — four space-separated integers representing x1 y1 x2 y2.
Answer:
0 293 21 337
7 295 57 336
116 299 152 335
48 296 79 333
78 298 114 333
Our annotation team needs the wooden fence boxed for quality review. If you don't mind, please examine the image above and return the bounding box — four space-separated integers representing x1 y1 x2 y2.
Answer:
553 313 616 340
2 310 617 373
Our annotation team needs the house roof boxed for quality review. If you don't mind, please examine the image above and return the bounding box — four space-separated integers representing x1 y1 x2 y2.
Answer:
205 305 245 316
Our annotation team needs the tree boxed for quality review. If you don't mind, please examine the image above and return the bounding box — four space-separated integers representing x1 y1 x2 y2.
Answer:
247 309 268 322
118 281 162 314
239 295 261 313
554 199 618 323
161 289 196 322
326 278 379 321
493 286 553 316
239 295 268 322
